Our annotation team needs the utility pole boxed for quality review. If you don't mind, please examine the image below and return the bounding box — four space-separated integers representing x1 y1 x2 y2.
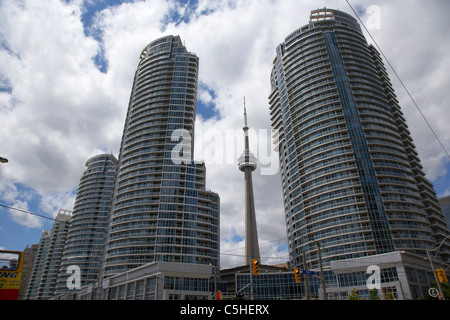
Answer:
249 262 254 300
316 241 327 300
209 263 218 300
425 234 450 301
302 251 310 300
426 248 444 300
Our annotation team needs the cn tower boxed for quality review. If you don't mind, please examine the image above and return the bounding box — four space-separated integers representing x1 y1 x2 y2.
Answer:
238 98 260 265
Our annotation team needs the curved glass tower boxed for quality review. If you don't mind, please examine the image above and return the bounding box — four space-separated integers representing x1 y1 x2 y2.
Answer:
102 36 220 278
55 154 117 294
269 8 449 270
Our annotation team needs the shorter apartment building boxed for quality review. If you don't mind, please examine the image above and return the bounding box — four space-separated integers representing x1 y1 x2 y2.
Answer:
328 251 448 300
53 261 214 300
51 251 448 300
233 251 448 300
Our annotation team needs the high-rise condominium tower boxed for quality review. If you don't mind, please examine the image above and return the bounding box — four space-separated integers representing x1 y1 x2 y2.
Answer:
269 8 449 270
102 36 220 278
25 210 72 300
55 154 117 294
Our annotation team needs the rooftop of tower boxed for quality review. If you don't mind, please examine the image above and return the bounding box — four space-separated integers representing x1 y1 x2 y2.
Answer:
139 35 188 60
309 7 356 23
282 8 362 46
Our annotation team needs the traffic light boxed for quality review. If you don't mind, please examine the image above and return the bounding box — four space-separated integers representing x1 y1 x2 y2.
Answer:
294 268 301 283
252 259 259 275
436 268 448 283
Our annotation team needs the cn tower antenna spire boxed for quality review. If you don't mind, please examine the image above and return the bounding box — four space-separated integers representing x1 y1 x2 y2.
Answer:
243 96 248 129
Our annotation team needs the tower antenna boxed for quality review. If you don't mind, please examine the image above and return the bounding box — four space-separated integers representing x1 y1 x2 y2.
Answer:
243 96 248 128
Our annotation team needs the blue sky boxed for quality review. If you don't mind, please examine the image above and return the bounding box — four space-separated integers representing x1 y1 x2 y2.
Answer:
0 0 220 252
1 0 450 268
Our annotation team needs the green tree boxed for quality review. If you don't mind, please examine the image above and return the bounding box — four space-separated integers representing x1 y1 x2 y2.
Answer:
431 280 450 300
369 289 380 300
384 290 394 300
348 288 362 300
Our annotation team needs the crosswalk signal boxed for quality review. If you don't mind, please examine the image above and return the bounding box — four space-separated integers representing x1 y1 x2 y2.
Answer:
436 268 448 283
294 268 301 283
252 259 259 275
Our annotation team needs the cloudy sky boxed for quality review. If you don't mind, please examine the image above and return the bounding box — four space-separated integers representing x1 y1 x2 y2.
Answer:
1 0 449 268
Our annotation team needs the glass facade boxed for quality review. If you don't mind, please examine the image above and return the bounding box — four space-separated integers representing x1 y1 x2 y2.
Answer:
55 154 117 294
102 36 220 278
235 268 400 300
25 211 72 300
106 276 210 300
322 31 394 254
235 266 401 300
95 262 213 301
269 8 449 271
438 196 450 230
236 272 304 300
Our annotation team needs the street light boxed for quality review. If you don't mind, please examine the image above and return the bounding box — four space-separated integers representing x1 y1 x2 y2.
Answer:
426 234 450 300
209 263 218 300
297 235 327 300
0 157 8 163
315 241 327 300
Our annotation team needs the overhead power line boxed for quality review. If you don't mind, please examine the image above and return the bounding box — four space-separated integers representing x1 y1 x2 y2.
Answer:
220 252 289 261
1 200 290 260
346 0 450 161
221 238 287 253
0 202 57 222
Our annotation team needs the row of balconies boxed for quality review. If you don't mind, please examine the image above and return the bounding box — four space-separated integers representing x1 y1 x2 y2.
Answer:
288 66 333 94
119 157 163 173
125 125 168 142
283 34 325 66
284 48 328 78
124 133 167 150
73 188 110 202
299 126 348 155
116 182 161 195
297 139 351 175
290 87 342 122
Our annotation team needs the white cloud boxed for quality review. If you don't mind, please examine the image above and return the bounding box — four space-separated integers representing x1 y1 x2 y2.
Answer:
0 0 115 193
39 191 77 219
357 0 450 180
0 0 449 267
9 201 42 229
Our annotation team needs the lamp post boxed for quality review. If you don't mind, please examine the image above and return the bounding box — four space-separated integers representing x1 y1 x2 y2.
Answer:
297 236 327 300
302 250 310 300
0 157 8 163
426 234 450 300
209 263 218 300
316 241 327 300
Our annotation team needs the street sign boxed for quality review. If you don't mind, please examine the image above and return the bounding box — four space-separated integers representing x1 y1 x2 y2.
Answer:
428 287 439 298
302 270 316 275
